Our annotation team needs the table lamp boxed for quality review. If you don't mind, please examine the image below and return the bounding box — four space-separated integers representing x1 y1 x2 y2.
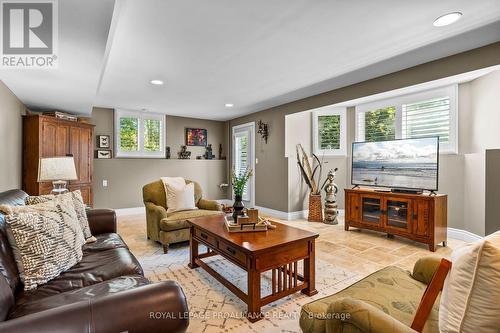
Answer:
37 156 78 194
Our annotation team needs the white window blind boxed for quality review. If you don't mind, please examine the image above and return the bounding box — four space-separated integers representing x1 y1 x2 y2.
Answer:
234 134 249 200
356 106 396 142
402 97 450 145
318 115 341 149
312 107 347 156
355 85 457 153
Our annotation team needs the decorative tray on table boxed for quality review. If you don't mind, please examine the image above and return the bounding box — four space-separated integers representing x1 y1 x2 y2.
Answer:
224 215 268 233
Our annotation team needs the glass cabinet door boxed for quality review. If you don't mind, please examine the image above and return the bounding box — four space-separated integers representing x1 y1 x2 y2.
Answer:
361 196 382 224
386 199 411 231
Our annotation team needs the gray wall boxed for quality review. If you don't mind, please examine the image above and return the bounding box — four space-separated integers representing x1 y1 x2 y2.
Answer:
91 108 229 208
230 42 500 214
0 81 25 192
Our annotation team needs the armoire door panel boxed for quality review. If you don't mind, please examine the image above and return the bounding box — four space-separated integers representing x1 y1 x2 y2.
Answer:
41 121 57 157
56 124 70 156
78 127 92 184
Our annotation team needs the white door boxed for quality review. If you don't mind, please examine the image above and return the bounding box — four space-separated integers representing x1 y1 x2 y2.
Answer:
232 122 255 207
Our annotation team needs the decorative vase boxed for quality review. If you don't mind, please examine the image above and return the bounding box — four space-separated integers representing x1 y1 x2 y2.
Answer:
308 193 323 222
232 194 245 221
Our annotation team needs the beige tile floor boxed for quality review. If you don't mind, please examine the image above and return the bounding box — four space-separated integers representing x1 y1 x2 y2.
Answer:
118 213 464 278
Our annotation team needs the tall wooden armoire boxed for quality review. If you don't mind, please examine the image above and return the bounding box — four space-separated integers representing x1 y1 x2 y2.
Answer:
22 114 95 206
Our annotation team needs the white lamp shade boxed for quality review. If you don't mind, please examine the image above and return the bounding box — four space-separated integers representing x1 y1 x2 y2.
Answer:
38 157 78 182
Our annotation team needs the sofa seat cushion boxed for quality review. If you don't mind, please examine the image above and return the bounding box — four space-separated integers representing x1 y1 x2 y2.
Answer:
82 233 128 253
160 209 223 231
14 247 143 304
9 275 149 319
300 266 440 333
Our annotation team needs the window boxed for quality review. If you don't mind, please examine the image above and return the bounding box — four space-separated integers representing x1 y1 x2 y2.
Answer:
312 107 347 156
356 85 457 153
114 109 165 158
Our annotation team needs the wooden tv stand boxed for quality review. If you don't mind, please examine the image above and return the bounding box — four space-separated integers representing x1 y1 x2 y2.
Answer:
344 188 447 251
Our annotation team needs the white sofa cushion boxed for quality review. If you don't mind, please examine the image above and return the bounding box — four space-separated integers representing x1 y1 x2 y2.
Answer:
439 231 500 333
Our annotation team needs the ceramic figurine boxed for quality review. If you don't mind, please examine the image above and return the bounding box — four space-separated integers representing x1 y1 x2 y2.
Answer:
178 145 191 159
204 144 215 160
322 168 339 225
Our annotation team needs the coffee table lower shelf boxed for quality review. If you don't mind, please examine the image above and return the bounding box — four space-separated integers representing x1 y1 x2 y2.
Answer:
188 224 318 322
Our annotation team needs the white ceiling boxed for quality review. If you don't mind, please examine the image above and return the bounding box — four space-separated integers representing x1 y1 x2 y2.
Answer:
2 0 500 120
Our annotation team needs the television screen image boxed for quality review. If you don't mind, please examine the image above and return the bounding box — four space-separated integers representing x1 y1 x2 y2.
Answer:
352 137 439 191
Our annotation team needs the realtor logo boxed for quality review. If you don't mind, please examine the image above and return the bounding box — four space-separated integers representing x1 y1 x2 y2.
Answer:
1 0 58 68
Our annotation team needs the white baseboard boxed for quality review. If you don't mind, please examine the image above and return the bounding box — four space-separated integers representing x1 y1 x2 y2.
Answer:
447 227 482 242
115 207 145 216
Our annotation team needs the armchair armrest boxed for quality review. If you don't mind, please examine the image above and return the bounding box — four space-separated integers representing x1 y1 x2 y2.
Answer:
412 256 442 285
86 208 116 235
145 202 168 219
326 297 417 333
197 199 222 211
0 281 189 333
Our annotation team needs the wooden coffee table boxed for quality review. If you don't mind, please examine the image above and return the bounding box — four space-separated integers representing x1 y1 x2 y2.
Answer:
188 215 319 322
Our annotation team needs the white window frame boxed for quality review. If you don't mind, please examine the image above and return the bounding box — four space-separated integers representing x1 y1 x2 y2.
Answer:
232 122 255 207
355 85 458 154
114 109 166 158
312 106 347 156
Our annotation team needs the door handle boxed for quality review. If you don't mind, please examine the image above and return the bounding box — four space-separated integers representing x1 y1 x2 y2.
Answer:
226 246 236 255
200 233 208 240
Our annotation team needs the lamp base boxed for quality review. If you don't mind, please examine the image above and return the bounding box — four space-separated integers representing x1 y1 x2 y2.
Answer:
51 180 69 195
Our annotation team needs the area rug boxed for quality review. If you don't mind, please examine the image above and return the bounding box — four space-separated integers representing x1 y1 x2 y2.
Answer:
139 245 359 333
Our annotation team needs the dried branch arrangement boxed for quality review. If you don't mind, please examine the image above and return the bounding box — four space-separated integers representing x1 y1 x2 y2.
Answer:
296 144 323 195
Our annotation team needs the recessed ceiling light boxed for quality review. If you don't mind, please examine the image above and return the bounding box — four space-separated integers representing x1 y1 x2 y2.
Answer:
225 103 234 108
433 12 462 27
150 79 164 85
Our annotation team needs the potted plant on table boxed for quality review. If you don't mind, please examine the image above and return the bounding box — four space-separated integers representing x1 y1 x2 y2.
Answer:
231 168 253 221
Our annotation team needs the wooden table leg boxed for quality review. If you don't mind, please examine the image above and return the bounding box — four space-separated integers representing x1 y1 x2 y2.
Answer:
302 240 318 296
188 227 199 269
247 265 262 322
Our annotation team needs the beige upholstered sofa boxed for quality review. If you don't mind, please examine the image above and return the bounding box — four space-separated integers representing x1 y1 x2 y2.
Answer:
143 179 223 253
300 256 443 333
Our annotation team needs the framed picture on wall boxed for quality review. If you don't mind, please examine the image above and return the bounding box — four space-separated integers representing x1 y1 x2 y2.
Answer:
186 128 207 146
97 135 110 148
96 150 112 159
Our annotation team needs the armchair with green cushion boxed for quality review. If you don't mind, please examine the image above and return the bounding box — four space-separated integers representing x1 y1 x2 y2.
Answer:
300 256 442 333
143 179 223 253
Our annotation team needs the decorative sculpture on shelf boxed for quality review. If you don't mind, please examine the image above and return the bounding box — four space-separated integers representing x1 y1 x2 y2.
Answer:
218 143 226 160
178 145 191 159
204 144 215 160
321 168 339 225
257 120 269 144
165 146 171 159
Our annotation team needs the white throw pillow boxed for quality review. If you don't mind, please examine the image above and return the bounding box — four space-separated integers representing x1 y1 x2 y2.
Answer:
439 231 500 333
25 190 96 243
0 197 85 291
160 177 186 194
166 182 197 214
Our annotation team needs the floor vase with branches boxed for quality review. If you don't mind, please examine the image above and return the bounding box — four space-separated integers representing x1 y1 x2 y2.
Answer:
296 144 324 222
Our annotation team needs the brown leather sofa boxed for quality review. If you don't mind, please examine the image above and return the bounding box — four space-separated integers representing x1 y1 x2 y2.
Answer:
0 189 189 333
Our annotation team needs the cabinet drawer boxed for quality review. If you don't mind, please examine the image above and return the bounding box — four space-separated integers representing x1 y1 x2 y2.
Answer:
194 228 217 248
218 240 246 266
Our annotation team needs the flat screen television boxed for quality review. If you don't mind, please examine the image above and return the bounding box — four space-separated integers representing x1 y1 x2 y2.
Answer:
351 137 439 191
